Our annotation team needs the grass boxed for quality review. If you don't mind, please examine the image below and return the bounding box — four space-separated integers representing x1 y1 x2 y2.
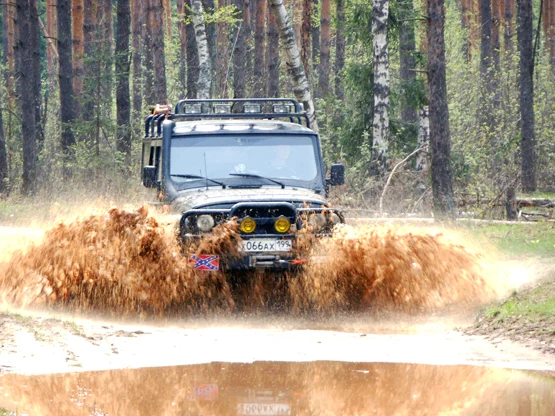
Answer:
461 221 555 258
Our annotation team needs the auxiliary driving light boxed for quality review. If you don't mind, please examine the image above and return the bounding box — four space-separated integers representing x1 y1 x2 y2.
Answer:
309 213 327 228
196 215 215 232
274 216 291 233
240 217 257 233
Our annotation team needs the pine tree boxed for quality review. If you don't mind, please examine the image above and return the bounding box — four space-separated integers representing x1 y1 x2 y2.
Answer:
57 0 76 168
427 0 455 218
116 0 131 164
517 0 536 192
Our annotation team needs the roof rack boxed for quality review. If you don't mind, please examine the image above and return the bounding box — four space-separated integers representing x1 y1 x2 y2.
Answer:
144 98 311 138
173 98 310 128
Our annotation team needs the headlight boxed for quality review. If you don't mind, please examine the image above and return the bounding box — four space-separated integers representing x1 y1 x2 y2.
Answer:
240 217 256 233
196 215 215 232
309 213 327 228
274 216 291 233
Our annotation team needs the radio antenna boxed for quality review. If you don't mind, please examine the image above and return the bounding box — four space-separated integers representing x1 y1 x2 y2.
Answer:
204 153 208 190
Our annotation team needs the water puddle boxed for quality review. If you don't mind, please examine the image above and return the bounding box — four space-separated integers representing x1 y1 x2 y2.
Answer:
1 362 554 415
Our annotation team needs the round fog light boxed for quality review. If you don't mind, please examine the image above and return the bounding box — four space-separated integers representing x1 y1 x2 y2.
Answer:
274 216 291 233
196 214 215 232
240 217 256 234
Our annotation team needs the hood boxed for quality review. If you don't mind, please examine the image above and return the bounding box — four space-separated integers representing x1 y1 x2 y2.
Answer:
170 186 328 212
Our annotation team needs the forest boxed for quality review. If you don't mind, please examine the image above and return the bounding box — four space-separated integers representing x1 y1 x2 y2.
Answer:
0 0 554 219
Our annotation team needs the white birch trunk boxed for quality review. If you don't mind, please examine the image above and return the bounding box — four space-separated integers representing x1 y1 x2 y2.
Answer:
372 0 390 172
192 0 212 99
416 105 429 171
268 0 318 132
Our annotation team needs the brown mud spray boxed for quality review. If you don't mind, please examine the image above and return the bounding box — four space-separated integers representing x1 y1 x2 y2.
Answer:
0 207 504 316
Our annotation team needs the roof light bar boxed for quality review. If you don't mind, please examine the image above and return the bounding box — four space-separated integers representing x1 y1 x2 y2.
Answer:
272 104 295 113
183 103 202 114
213 104 232 114
243 104 262 113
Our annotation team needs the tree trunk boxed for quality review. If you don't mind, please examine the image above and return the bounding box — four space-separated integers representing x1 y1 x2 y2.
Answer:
427 0 456 219
0 107 6 193
416 106 430 171
311 0 319 71
132 0 143 115
16 0 41 193
116 0 131 165
1 1 13 192
192 0 212 99
232 0 246 98
317 0 330 97
215 0 229 97
543 0 555 71
399 0 417 136
72 0 84 100
371 0 390 174
177 0 188 93
46 0 57 88
148 0 167 103
253 0 267 97
335 0 345 99
185 0 199 98
57 0 76 168
268 0 318 132
504 0 515 54
83 0 97 131
267 6 280 97
98 0 114 115
301 0 311 77
461 0 471 60
492 0 501 73
202 0 217 96
480 0 493 128
3 0 15 102
517 0 536 192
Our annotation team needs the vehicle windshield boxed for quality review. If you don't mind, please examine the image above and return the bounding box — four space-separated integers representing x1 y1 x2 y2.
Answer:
170 134 319 185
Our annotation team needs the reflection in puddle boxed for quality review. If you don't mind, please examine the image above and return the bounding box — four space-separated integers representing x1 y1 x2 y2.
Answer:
1 362 555 415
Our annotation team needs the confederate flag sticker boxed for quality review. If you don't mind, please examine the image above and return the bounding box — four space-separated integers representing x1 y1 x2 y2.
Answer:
189 255 220 271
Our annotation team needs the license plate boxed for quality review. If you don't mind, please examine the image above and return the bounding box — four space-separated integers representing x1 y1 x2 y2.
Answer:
240 239 292 252
237 403 291 415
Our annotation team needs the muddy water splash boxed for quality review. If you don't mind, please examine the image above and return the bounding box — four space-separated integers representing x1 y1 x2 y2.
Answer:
292 224 501 313
0 207 502 315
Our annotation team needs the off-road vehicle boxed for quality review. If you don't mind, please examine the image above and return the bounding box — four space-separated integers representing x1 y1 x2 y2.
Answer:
142 98 344 270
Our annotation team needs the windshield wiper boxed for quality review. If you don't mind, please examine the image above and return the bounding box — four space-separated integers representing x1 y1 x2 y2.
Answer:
229 173 285 189
171 174 226 189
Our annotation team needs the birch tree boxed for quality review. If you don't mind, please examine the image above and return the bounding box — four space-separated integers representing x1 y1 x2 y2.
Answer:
192 0 212 99
268 0 318 132
371 0 390 174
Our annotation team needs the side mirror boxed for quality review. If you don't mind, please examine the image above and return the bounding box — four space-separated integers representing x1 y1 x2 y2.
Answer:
142 165 157 188
329 163 345 186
